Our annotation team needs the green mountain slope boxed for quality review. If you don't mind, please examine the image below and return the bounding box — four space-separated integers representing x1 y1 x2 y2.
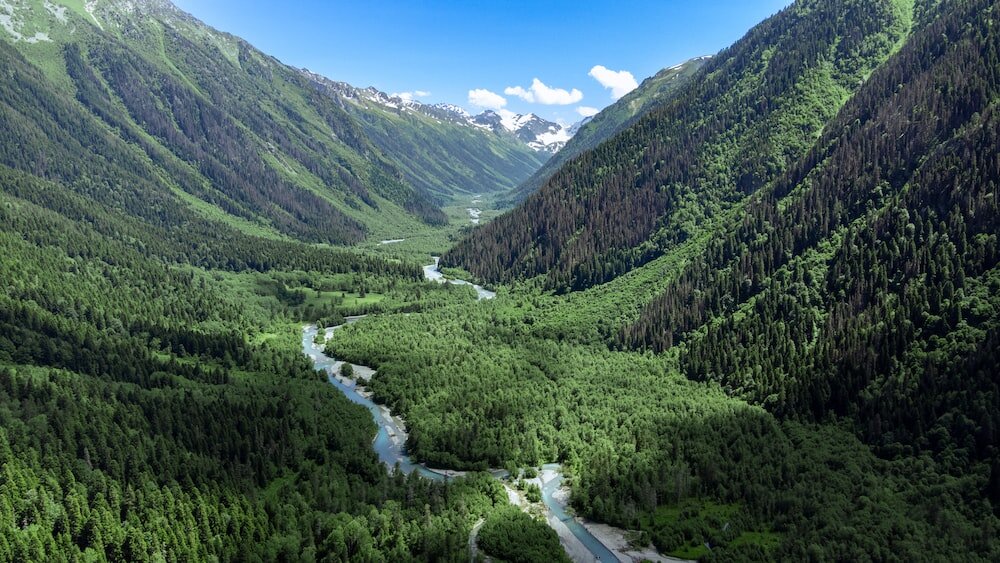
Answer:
445 0 914 288
0 2 572 559
623 0 1000 460
502 56 708 205
303 72 546 202
4 0 999 560
0 165 539 560
0 0 544 242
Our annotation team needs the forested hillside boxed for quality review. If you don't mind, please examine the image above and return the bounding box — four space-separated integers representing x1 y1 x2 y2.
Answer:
0 163 517 559
502 56 707 205
341 0 1000 558
445 0 915 288
0 0 564 560
4 0 999 560
0 0 544 244
622 0 1000 483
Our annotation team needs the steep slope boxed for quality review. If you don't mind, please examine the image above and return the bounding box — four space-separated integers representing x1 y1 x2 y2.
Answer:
0 2 557 560
302 72 545 200
621 0 1000 469
24 0 450 236
445 0 914 289
503 56 709 205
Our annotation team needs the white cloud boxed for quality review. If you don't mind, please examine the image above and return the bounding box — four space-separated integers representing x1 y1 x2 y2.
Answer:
576 106 600 118
531 79 583 105
392 90 431 101
589 65 639 100
468 88 507 110
504 85 533 102
504 78 583 105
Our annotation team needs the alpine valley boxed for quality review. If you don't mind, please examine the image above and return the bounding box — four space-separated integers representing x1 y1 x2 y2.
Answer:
0 0 998 562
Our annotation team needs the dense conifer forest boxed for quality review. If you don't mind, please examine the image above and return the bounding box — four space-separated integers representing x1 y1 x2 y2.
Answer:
501 56 708 206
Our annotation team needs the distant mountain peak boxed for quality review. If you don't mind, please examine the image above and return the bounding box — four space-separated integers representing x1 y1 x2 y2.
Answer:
467 109 577 154
567 117 591 136
431 103 471 118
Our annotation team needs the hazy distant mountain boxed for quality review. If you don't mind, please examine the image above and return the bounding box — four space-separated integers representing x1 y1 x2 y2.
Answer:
468 110 576 154
299 75 578 158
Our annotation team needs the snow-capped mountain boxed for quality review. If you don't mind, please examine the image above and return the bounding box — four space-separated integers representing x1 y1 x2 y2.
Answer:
299 69 578 155
468 111 574 154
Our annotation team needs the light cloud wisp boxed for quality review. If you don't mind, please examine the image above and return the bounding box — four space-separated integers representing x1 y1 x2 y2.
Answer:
392 90 431 101
504 78 583 105
468 88 507 110
589 65 639 100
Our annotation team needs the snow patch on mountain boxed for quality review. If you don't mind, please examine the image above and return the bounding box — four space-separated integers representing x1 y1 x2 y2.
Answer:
43 1 67 23
465 110 578 154
432 103 471 118
534 128 570 150
568 117 592 136
667 54 713 71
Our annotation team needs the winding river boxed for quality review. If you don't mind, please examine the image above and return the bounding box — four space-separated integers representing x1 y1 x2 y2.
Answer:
300 259 621 562
422 256 496 300
302 323 448 481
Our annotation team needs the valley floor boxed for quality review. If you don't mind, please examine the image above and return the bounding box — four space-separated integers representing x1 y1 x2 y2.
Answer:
306 259 666 562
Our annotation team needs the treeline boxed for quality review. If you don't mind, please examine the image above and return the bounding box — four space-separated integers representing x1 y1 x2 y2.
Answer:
445 0 911 290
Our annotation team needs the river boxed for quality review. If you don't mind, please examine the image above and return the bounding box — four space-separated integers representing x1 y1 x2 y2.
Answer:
299 259 625 562
302 323 448 481
422 256 496 300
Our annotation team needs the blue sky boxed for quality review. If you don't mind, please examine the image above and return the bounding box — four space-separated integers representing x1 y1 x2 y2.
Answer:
173 1 791 124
